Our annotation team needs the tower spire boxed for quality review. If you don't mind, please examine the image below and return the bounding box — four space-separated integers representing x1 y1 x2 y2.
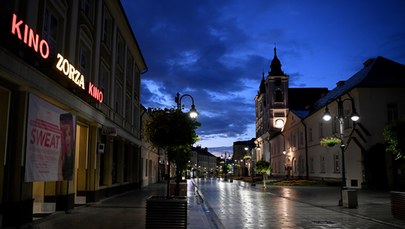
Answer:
269 46 284 76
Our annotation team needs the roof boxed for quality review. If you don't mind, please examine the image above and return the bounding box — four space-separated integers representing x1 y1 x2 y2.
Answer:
288 88 329 110
312 56 405 112
192 146 216 158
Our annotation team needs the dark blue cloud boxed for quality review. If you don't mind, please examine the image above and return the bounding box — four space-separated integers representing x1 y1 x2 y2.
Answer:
122 0 405 149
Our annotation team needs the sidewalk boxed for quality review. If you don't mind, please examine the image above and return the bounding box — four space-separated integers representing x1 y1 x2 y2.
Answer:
18 181 211 229
15 179 405 229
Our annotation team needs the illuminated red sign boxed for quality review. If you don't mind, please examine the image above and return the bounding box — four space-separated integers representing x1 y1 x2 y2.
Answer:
11 14 49 59
9 13 104 104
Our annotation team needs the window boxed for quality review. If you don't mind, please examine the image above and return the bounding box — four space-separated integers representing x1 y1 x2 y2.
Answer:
275 89 283 102
78 42 91 78
320 155 325 173
102 7 112 48
43 8 61 57
309 157 314 173
299 156 305 174
126 51 134 90
125 93 132 122
319 123 324 139
112 141 118 184
387 103 398 123
116 32 125 68
334 154 340 173
81 0 94 21
100 63 110 105
299 131 304 146
309 127 313 142
115 80 123 114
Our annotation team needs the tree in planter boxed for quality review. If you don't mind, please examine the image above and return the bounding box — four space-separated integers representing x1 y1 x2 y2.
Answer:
255 160 271 189
144 108 200 197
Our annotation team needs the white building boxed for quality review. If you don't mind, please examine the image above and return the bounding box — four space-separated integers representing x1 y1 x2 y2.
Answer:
256 51 405 189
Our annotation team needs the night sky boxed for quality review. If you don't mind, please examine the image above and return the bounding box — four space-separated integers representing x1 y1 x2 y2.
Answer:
121 0 405 154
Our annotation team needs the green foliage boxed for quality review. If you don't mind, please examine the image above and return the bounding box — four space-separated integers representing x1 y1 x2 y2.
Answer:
383 121 405 160
320 137 341 147
243 155 252 160
144 107 201 169
255 160 271 174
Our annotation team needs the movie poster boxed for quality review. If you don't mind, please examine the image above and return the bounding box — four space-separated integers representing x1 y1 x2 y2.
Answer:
24 94 76 182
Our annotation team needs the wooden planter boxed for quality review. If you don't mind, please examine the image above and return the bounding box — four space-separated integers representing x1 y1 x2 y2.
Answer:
146 196 187 229
391 191 405 220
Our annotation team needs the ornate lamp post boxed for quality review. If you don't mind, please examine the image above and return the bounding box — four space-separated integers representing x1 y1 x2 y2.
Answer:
175 92 198 118
322 94 359 206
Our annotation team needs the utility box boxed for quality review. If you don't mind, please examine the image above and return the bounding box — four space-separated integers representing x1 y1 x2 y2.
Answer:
342 189 358 208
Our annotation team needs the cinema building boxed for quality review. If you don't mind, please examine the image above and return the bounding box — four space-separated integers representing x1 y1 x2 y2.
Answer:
0 1 147 226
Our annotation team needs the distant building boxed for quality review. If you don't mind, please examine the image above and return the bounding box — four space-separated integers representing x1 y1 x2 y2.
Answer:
190 146 217 177
231 139 255 176
255 49 405 189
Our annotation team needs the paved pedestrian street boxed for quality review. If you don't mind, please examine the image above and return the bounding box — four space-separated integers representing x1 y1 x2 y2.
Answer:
193 178 405 229
23 179 405 229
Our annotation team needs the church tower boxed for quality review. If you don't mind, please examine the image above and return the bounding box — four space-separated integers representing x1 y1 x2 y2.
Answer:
254 48 289 161
267 47 288 132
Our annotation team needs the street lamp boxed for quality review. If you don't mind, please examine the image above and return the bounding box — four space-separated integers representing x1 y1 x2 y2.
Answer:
322 94 359 206
175 92 198 118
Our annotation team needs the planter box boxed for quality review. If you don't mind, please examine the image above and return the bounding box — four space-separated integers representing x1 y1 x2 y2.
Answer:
146 196 187 229
391 191 405 220
169 183 187 196
342 189 358 208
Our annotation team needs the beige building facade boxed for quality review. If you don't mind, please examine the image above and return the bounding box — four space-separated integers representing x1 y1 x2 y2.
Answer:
0 1 147 227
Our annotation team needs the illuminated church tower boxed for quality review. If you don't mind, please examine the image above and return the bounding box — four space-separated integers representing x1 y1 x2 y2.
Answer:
267 47 288 131
255 48 289 160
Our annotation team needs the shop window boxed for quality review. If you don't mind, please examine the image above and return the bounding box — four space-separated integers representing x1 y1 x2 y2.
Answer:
123 146 128 182
112 141 118 184
102 6 112 49
99 135 106 186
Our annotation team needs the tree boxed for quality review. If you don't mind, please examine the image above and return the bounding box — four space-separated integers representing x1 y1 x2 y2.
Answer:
144 108 200 197
255 160 271 189
383 121 405 160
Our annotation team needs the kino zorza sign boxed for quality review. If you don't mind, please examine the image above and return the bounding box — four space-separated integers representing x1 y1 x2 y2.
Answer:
10 13 103 103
